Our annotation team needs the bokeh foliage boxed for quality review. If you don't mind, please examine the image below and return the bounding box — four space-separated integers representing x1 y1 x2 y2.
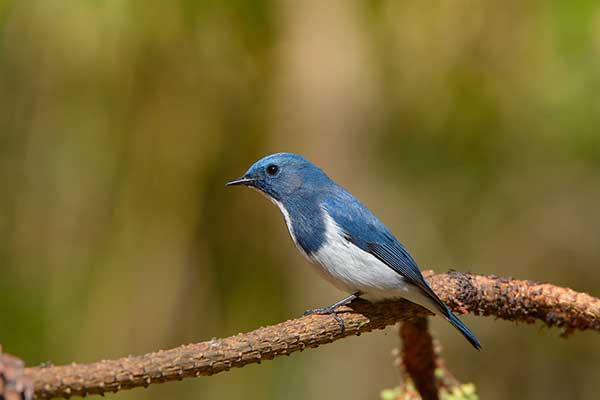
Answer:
0 1 599 399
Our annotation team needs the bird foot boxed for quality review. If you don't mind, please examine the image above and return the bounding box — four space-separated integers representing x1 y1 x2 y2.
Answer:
303 307 346 332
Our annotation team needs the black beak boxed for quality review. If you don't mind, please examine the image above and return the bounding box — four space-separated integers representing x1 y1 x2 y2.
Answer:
225 176 256 187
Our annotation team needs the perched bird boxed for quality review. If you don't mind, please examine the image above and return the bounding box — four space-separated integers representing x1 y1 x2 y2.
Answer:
227 153 481 349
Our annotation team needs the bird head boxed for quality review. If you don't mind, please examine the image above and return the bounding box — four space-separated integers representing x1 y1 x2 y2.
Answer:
226 152 330 202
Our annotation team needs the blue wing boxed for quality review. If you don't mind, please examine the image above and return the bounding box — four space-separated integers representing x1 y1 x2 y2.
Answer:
322 187 482 349
321 187 440 303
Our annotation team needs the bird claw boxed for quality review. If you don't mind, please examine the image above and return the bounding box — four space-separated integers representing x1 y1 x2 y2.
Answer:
303 307 346 332
303 306 332 316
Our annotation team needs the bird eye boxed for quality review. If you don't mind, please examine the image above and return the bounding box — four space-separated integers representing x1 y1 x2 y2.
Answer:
266 164 279 176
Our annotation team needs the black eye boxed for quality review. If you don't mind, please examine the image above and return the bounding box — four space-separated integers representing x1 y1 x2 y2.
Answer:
266 164 279 176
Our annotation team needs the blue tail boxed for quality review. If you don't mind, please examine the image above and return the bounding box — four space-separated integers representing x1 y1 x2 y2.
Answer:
444 308 482 350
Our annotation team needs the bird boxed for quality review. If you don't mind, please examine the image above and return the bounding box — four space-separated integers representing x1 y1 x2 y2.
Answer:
226 152 481 349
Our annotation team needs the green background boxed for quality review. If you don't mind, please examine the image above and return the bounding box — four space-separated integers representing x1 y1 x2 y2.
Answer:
1 1 599 399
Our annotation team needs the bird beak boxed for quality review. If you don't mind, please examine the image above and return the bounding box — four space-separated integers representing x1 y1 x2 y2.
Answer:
225 176 256 187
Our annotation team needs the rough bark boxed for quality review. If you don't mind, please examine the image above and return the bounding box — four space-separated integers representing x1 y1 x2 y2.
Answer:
428 271 600 335
400 318 439 400
0 347 33 400
17 271 600 399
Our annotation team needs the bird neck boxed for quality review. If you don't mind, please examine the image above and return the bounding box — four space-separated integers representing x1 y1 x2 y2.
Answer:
278 190 327 255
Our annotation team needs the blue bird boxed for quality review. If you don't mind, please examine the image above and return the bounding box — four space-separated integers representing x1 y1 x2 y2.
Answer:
227 153 481 349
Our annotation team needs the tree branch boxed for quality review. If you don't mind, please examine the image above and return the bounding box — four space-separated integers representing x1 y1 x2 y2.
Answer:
400 318 439 400
427 271 600 334
394 322 471 400
23 272 600 399
1 347 33 400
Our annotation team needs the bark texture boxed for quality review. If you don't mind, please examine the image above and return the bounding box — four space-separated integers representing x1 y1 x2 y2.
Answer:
0 348 33 400
17 271 600 399
400 318 439 400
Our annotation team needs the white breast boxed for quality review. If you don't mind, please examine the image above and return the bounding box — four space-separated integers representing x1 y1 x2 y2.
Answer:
308 210 439 313
264 194 438 313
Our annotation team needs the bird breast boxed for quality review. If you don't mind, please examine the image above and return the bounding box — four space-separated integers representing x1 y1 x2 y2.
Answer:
306 211 409 297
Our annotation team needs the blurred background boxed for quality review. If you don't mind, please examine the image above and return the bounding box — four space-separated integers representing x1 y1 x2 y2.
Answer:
1 1 599 399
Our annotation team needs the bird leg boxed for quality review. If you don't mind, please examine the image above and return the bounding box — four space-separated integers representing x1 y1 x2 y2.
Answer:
303 292 360 332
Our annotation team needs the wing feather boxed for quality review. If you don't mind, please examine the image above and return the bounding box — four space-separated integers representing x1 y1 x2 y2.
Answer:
322 190 447 313
365 239 447 313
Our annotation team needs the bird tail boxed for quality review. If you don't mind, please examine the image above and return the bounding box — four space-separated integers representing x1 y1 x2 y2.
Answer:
398 283 481 349
443 307 481 350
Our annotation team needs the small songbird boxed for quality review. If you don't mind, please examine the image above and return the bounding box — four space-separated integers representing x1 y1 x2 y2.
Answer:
227 153 481 349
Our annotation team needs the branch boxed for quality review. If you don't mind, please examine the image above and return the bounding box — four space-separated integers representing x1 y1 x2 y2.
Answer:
400 318 439 400
394 321 474 400
23 272 600 399
427 271 600 334
1 347 33 400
